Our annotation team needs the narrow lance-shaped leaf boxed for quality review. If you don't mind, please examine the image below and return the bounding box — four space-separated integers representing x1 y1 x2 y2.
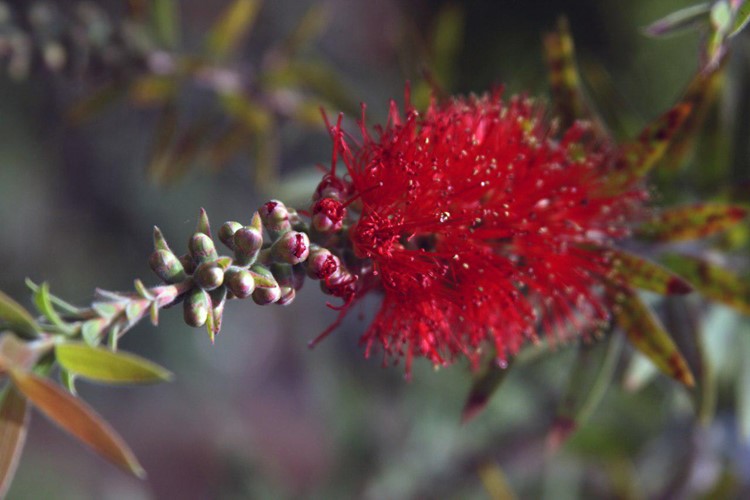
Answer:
430 3 465 91
547 333 623 451
461 358 513 423
643 3 712 38
608 249 693 295
55 343 173 385
0 290 39 339
206 0 262 59
661 253 750 314
9 370 145 478
636 203 747 242
730 0 750 36
0 387 29 499
608 286 695 387
478 461 518 500
605 102 692 192
543 17 607 138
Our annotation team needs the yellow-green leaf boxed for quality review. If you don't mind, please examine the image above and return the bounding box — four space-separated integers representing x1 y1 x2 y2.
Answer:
32 283 72 334
636 203 747 242
55 343 172 385
9 370 145 478
205 0 262 59
129 76 178 107
609 286 695 387
0 290 39 339
543 17 607 138
0 386 29 499
662 253 750 314
609 249 693 295
731 1 750 36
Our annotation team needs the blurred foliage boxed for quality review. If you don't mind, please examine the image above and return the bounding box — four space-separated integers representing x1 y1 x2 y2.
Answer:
0 0 354 191
1 0 750 499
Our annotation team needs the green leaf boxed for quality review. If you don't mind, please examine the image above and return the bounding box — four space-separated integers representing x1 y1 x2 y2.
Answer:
129 76 178 106
55 343 173 385
643 3 711 37
636 203 747 242
9 370 145 478
279 3 329 56
32 283 72 334
609 286 695 387
661 253 750 314
205 0 262 59
461 358 513 423
25 279 81 316
81 318 107 346
430 3 464 91
0 290 39 339
151 0 181 48
609 249 692 295
547 334 623 451
730 1 750 36
0 386 29 499
59 368 77 396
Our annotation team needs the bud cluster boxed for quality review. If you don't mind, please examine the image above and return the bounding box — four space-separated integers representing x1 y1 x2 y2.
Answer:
147 202 352 341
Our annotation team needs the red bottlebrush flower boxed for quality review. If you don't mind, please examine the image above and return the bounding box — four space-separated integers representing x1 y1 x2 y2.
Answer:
316 91 646 374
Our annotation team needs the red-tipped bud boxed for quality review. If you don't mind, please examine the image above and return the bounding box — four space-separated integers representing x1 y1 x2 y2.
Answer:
312 198 345 232
259 200 291 235
306 247 339 280
270 231 310 265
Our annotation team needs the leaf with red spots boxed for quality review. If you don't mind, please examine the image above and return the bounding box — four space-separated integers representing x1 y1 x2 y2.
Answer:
636 203 747 242
662 253 750 314
609 249 693 295
547 333 623 452
543 17 607 138
606 102 693 192
608 286 695 387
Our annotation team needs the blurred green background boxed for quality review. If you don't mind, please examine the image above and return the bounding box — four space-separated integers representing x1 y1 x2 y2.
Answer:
1 0 750 498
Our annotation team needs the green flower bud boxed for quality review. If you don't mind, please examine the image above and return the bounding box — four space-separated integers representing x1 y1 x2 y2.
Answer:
178 253 196 274
189 233 218 264
250 265 281 305
225 267 256 298
149 249 188 284
183 288 210 327
194 261 225 291
218 221 243 250
270 231 310 265
233 227 264 266
271 264 297 306
196 208 212 237
259 200 291 236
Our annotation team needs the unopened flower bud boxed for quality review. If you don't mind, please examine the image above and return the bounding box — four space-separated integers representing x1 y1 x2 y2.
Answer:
311 198 345 232
149 249 188 284
194 261 224 291
306 247 339 280
250 265 281 305
218 221 243 250
233 226 263 266
183 288 210 327
178 254 196 274
225 267 255 298
189 233 218 264
259 200 291 235
270 231 310 265
270 264 293 305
